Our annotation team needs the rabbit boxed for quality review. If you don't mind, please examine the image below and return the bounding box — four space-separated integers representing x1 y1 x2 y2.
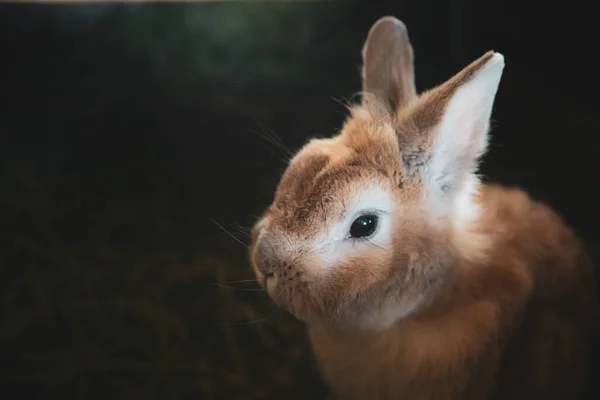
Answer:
248 16 600 400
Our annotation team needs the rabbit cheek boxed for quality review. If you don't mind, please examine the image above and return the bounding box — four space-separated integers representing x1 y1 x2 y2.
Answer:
314 251 393 323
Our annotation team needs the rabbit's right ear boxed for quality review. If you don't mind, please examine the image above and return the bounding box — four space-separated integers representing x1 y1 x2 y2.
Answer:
361 16 417 115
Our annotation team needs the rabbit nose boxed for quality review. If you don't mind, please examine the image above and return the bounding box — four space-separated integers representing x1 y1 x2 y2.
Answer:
253 233 293 278
251 217 268 242
253 236 278 277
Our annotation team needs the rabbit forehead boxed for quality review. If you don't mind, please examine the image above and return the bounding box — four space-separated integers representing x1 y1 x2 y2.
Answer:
271 177 394 242
269 139 396 235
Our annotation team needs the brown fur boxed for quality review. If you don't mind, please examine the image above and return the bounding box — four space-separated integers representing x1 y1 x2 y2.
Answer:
308 185 598 399
249 16 599 400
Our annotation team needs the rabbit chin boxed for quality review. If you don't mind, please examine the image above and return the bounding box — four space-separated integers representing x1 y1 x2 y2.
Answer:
351 298 425 330
276 284 427 331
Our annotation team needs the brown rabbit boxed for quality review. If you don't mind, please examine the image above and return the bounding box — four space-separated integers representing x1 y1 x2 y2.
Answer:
248 16 599 400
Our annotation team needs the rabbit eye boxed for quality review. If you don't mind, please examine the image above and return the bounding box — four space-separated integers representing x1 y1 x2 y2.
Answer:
349 214 378 238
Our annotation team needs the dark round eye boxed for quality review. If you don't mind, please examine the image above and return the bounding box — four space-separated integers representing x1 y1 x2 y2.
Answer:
349 214 378 238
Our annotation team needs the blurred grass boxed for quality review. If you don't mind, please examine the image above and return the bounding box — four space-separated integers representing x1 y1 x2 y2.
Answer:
2 215 326 399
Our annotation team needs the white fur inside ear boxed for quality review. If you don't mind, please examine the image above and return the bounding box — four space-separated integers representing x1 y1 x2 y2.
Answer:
312 184 394 269
426 53 504 215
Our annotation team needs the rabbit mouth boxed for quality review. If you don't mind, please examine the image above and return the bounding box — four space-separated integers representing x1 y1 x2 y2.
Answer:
263 272 276 293
265 274 316 321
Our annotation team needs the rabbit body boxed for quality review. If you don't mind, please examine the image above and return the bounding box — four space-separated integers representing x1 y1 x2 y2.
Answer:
249 16 599 400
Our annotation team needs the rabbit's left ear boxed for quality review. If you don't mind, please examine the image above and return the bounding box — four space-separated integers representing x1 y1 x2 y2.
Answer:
401 51 504 206
361 16 417 115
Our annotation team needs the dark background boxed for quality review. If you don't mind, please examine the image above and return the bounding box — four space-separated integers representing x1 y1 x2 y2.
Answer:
1 1 598 399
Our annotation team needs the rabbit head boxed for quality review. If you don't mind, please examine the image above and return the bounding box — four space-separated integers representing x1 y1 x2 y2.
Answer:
249 16 505 330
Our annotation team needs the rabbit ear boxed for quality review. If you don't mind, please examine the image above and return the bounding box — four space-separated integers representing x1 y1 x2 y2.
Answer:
401 51 504 210
361 16 417 115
